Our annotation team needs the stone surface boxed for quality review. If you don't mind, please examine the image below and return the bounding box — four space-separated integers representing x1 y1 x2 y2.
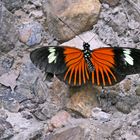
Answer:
0 118 14 139
18 21 44 46
100 0 120 6
45 126 88 140
92 107 111 122
136 86 140 96
43 0 101 41
66 86 100 117
0 70 19 93
0 2 18 56
2 0 27 11
50 111 71 128
116 101 131 114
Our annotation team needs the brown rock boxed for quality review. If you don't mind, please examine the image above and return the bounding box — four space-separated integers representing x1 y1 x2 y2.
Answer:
43 0 101 42
99 0 119 6
66 86 100 117
45 126 87 140
50 111 71 128
121 79 132 93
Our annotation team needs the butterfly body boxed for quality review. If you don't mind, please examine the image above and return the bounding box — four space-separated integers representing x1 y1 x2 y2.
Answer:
30 42 140 87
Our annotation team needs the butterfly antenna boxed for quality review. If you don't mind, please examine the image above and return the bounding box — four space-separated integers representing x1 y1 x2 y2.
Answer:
88 18 112 43
58 17 85 42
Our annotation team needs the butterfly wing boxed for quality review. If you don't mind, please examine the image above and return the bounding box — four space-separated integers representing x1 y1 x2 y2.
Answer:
30 46 89 86
90 47 140 86
30 46 67 74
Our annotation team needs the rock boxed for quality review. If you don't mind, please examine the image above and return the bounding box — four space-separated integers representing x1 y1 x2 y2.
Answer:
135 86 140 96
135 129 140 137
1 56 14 70
30 10 43 19
120 79 132 93
7 112 44 140
116 101 131 114
0 118 14 139
21 111 33 120
0 109 8 119
99 0 120 6
3 97 20 113
18 21 44 46
0 70 19 93
0 55 14 76
45 126 88 140
2 0 27 11
43 0 101 41
31 77 68 120
50 111 71 128
66 86 100 117
0 3 18 56
92 107 111 122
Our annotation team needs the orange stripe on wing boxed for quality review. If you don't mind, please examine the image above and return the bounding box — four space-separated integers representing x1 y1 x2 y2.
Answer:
64 47 89 86
91 48 117 86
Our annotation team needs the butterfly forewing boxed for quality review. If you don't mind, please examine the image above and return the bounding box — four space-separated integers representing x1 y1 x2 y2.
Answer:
30 46 67 74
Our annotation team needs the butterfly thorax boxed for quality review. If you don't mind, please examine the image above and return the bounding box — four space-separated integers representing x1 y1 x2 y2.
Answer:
83 42 95 71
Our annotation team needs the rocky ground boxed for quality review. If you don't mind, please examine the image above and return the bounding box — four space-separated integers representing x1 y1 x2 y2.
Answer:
0 0 140 140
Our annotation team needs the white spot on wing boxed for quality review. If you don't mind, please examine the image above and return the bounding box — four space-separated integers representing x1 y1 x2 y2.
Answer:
123 49 134 65
48 47 57 63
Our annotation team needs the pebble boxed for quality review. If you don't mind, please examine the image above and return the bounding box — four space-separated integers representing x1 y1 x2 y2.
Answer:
136 87 140 96
18 21 44 46
50 111 71 128
116 101 131 114
92 107 111 122
3 98 20 113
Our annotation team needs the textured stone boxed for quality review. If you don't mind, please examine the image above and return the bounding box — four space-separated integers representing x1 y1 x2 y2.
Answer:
116 101 131 114
0 118 14 139
18 21 44 46
2 0 27 11
43 0 101 41
67 86 100 117
100 0 119 6
45 126 87 140
136 86 140 96
50 111 71 128
92 107 111 122
0 3 18 56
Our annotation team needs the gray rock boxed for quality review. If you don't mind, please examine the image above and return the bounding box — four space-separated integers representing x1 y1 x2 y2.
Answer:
18 21 44 46
136 86 140 96
2 0 27 11
116 101 131 114
100 0 120 6
0 3 18 56
92 107 111 122
45 126 88 140
0 55 14 76
3 98 20 113
0 118 14 139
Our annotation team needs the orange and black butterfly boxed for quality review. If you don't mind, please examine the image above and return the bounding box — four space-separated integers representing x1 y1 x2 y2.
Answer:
30 42 140 86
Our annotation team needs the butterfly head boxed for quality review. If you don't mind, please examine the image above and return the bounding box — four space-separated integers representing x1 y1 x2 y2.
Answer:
83 42 90 50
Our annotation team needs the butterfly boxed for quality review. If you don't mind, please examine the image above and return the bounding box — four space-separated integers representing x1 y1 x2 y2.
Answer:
30 42 140 86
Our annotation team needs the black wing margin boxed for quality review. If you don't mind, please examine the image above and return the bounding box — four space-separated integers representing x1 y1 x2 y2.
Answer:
114 47 140 77
30 46 67 74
